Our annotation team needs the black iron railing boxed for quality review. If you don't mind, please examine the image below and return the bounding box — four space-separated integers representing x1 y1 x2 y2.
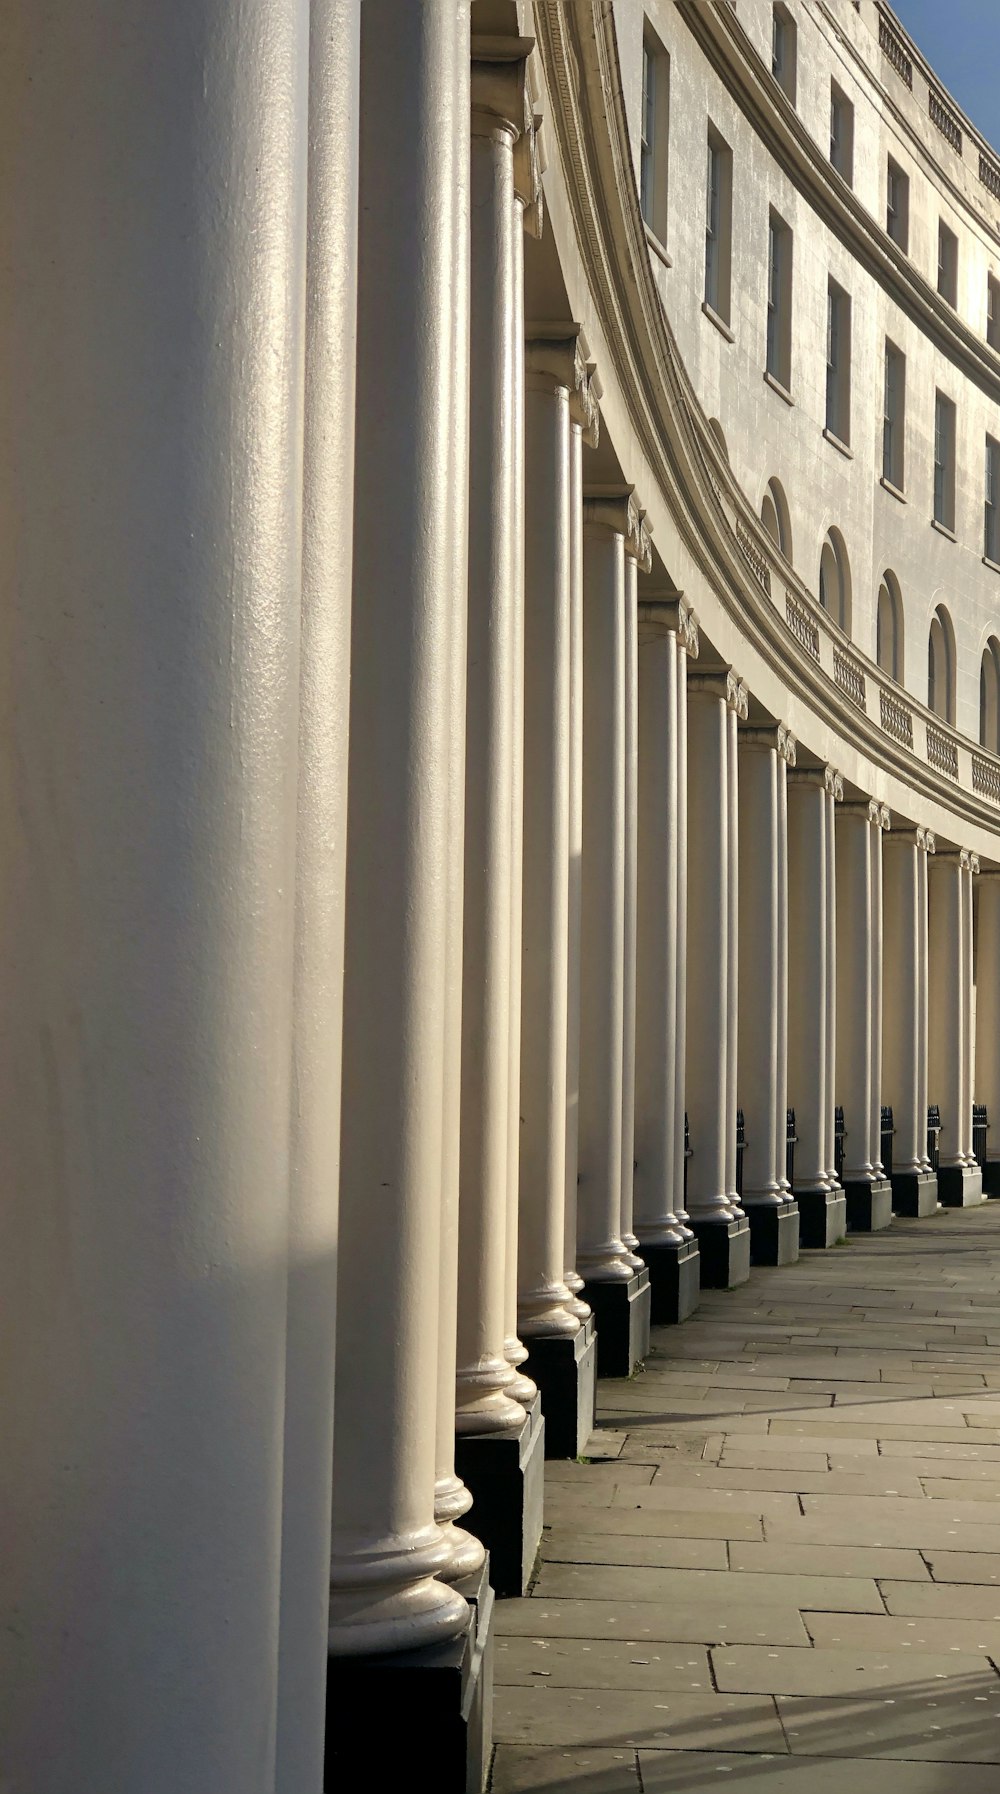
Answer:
973 1104 989 1171
834 1106 846 1184
786 1108 797 1189
735 1108 745 1198
927 1104 941 1173
880 1104 894 1179
683 1110 692 1203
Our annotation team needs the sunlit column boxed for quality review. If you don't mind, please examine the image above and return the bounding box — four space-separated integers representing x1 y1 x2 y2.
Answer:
976 873 1000 1196
869 804 891 1188
929 851 983 1205
786 768 847 1247
836 801 892 1231
620 528 649 1272
882 829 938 1215
823 771 842 1191
634 597 701 1320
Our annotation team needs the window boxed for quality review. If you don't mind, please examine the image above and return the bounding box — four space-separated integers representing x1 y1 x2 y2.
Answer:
640 26 670 243
825 278 851 444
771 4 797 104
937 220 958 306
928 605 955 722
933 391 956 531
760 477 792 559
704 127 733 324
986 436 1000 563
988 273 1000 350
830 82 854 184
818 529 851 632
981 638 1000 751
876 575 903 681
766 210 792 389
882 340 905 490
886 157 909 251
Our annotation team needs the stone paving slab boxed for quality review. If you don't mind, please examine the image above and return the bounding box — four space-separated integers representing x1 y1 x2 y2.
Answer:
490 1204 1000 1789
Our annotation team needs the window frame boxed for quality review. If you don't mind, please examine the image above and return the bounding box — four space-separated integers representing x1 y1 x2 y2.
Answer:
771 3 797 104
937 219 958 307
988 273 1000 351
704 125 733 325
886 157 909 252
829 81 854 185
825 278 851 446
933 390 956 532
766 208 792 389
639 24 670 246
882 339 905 490
986 435 1000 563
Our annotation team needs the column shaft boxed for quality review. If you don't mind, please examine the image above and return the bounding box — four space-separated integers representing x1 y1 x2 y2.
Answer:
836 808 875 1182
620 548 644 1266
725 701 741 1203
917 837 932 1171
977 878 1000 1189
737 740 783 1204
330 0 469 1656
883 835 922 1173
787 772 847 1245
929 853 983 1203
870 813 887 1179
824 783 840 1187
564 415 588 1308
775 750 793 1196
674 637 693 1230
0 4 308 1786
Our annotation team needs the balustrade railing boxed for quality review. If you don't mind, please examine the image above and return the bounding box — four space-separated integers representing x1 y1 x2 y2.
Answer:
927 1104 942 1174
981 153 1000 200
880 1104 894 1179
834 647 866 711
879 686 913 749
926 722 959 778
973 753 1000 802
736 518 771 595
878 12 913 87
785 589 820 660
929 89 962 153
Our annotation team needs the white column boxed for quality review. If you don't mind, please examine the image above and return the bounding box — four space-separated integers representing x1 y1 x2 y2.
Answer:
824 774 842 1187
917 831 934 1172
454 48 534 1437
517 332 590 1345
725 695 745 1204
883 827 936 1200
737 727 796 1209
929 851 981 1197
330 0 469 1657
503 102 544 1406
278 3 360 1784
787 771 835 1193
869 806 890 1180
836 804 876 1184
634 599 699 1248
0 5 307 1787
685 672 743 1224
563 365 600 1314
434 2 482 1585
620 527 652 1267
674 626 695 1231
977 875 1000 1188
577 494 649 1284
962 854 979 1163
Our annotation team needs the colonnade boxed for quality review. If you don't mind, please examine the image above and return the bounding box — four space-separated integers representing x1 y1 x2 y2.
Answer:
1 9 995 1794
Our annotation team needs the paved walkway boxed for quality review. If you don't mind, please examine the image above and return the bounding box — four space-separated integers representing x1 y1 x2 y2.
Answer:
491 1204 1000 1792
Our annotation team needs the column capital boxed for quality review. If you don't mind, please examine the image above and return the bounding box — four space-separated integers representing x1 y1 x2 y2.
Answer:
471 36 544 235
892 824 936 853
525 326 600 446
637 592 699 657
788 763 843 798
583 486 652 572
738 721 797 763
843 797 891 829
688 667 748 717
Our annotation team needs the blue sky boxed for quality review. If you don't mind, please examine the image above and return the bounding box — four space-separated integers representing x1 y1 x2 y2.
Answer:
892 1 1000 152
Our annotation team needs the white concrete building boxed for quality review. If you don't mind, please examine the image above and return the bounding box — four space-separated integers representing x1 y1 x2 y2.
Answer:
4 1 1000 1789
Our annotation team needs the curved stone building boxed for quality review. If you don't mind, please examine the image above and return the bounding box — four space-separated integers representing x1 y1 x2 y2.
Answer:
5 2 1000 1790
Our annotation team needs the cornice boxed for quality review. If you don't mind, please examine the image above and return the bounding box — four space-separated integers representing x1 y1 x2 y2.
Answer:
531 1 1000 844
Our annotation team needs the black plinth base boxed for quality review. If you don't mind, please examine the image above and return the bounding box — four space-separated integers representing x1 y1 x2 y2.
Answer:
640 1236 701 1325
745 1201 800 1266
325 1556 493 1794
455 1395 545 1597
690 1214 751 1289
938 1163 985 1207
984 1160 1000 1198
891 1170 941 1217
795 1187 848 1249
844 1177 894 1233
523 1317 597 1460
582 1268 651 1378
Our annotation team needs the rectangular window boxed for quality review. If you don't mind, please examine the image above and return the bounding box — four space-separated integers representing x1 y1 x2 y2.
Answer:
766 210 792 389
825 278 851 444
933 390 956 530
882 339 905 489
986 436 1000 562
704 126 733 324
988 273 1000 350
886 157 909 250
938 220 958 305
830 82 854 184
639 27 670 243
771 4 797 104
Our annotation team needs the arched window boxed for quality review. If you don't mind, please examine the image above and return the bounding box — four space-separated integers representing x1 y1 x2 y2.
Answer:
707 417 729 464
981 637 1000 751
876 573 903 682
818 528 851 632
760 477 792 560
928 604 956 724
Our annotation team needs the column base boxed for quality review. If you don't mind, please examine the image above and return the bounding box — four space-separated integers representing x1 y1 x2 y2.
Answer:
690 1214 751 1289
795 1187 847 1249
582 1268 651 1378
325 1557 492 1794
984 1160 1000 1198
639 1236 701 1325
522 1317 597 1460
844 1177 894 1233
890 1169 940 1217
745 1201 800 1266
454 1396 545 1598
937 1163 985 1207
